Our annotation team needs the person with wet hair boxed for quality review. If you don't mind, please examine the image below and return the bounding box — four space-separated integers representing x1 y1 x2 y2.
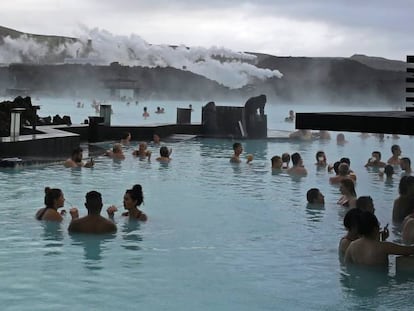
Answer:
107 184 147 221
315 151 327 167
306 188 325 204
120 132 131 145
339 208 362 258
400 157 412 176
36 187 66 221
143 106 149 118
281 152 290 169
156 146 172 163
365 151 386 168
68 191 117 234
287 152 307 176
337 178 357 208
132 142 152 160
393 176 414 223
105 143 125 160
64 147 94 168
387 144 402 166
329 163 353 184
271 155 283 170
379 164 394 179
345 211 414 266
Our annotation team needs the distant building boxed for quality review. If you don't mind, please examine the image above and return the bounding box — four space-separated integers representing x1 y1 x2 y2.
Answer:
103 79 140 100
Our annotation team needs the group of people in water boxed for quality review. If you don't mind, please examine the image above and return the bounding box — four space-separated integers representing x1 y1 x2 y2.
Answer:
47 127 414 270
36 184 146 234
231 136 414 269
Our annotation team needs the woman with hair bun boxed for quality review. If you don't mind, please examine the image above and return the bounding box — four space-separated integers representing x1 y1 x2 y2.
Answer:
107 184 147 221
35 187 66 221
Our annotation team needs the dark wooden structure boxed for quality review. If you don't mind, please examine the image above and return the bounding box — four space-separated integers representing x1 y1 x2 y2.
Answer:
296 55 414 134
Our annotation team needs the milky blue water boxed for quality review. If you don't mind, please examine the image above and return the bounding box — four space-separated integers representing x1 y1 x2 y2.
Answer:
0 97 413 310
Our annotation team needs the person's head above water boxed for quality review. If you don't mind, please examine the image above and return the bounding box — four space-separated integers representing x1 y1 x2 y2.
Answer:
271 155 282 169
71 147 83 163
233 142 243 155
85 191 103 215
159 146 169 157
356 211 380 237
291 152 302 166
44 187 64 209
306 188 325 204
343 208 362 231
356 196 375 214
124 184 144 209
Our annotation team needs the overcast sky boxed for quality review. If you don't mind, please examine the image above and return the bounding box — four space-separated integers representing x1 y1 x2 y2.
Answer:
1 0 413 60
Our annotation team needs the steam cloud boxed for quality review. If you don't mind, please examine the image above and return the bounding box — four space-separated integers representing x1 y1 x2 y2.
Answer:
0 26 282 88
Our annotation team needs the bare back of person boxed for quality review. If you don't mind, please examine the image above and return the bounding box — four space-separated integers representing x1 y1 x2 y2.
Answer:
345 238 389 266
68 215 116 234
36 208 63 221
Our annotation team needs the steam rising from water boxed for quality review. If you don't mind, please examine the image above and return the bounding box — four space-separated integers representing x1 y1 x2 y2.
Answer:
0 26 282 88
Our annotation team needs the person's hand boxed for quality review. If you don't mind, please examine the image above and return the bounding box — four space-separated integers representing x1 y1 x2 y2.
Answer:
107 205 118 216
60 209 67 216
70 207 79 219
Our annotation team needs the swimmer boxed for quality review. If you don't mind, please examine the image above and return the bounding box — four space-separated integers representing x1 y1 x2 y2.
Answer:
120 132 131 145
35 187 66 221
143 106 149 118
306 188 325 205
230 142 243 163
287 152 307 176
271 155 283 170
68 191 117 234
289 129 312 140
105 143 125 160
315 151 327 167
281 153 290 169
107 184 147 221
132 142 152 160
400 157 412 176
387 144 402 166
329 163 355 184
152 133 161 145
339 208 362 258
64 147 94 168
364 151 386 168
379 165 394 179
284 110 295 122
156 146 171 163
337 178 357 208
345 212 414 267
355 196 388 240
336 133 347 145
317 130 331 140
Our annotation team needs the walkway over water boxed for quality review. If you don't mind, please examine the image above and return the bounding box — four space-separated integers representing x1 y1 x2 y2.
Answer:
296 55 414 135
295 110 414 135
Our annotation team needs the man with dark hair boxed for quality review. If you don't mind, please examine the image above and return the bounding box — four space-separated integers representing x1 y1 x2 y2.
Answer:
306 188 325 204
287 152 307 175
230 142 252 164
365 151 386 168
388 144 401 165
68 191 117 234
64 147 94 168
345 212 414 266
400 157 412 176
